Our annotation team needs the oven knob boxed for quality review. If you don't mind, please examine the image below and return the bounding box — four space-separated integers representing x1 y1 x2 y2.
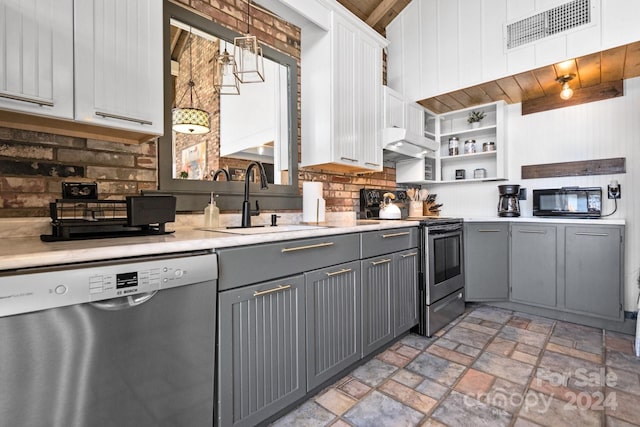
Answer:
55 285 68 295
174 269 184 278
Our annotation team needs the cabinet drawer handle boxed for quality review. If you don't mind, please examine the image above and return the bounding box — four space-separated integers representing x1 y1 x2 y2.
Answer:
518 229 546 234
340 157 358 163
0 91 54 107
382 231 410 238
281 242 334 253
326 268 352 277
401 252 418 258
574 232 609 237
478 229 501 233
365 162 380 167
95 111 153 126
371 258 392 266
253 284 291 297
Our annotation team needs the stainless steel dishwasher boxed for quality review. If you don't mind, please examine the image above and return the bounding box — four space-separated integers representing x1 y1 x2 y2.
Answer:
0 251 217 427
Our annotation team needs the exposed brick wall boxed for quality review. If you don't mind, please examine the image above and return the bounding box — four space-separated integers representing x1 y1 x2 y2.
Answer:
0 1 396 218
0 127 156 217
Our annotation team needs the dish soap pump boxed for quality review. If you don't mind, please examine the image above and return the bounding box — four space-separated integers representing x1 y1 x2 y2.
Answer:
204 192 219 229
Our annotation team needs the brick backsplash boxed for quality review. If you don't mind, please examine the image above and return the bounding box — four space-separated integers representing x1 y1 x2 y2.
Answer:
0 0 395 218
0 128 157 217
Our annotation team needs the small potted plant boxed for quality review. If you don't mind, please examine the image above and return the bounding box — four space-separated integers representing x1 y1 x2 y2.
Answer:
467 110 486 128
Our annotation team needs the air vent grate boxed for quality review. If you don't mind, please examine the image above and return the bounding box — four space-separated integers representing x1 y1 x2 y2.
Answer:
506 0 591 49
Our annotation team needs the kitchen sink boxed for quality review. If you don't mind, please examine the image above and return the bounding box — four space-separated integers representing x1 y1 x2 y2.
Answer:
204 224 327 235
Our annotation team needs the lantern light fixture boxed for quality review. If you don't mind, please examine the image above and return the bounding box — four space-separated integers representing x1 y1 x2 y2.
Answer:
233 0 265 84
172 29 211 134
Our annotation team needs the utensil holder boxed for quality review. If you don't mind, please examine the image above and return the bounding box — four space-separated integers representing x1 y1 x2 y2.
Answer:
409 201 422 217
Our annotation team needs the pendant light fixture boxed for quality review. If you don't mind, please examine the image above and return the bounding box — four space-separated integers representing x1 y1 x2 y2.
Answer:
233 0 265 84
172 29 211 134
213 40 240 95
556 74 576 100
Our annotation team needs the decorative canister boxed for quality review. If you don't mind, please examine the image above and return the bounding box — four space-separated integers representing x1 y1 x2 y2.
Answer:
464 140 476 154
482 141 496 152
448 137 459 156
474 168 487 179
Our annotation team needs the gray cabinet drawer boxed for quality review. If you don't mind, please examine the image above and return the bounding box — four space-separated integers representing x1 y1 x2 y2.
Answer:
360 227 418 259
218 233 360 290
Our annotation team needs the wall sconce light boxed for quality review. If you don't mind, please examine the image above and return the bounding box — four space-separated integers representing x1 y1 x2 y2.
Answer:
556 74 576 100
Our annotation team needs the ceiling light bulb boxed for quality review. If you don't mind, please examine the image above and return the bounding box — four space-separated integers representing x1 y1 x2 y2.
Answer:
560 82 573 100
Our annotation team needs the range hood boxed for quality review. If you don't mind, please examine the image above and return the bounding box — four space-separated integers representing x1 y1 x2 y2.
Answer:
382 127 438 162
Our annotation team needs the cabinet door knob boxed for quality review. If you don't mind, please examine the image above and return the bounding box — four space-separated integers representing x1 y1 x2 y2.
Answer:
371 258 392 266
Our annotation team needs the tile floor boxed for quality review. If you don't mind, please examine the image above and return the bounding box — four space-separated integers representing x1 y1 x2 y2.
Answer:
271 304 640 427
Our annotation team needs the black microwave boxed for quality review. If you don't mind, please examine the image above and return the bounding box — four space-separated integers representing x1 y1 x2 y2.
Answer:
532 187 602 218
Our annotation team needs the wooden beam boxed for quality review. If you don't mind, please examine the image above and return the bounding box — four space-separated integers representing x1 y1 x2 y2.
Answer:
521 80 623 115
522 157 626 179
366 0 398 27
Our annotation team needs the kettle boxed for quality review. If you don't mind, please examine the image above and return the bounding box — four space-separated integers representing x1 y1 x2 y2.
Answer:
379 192 401 219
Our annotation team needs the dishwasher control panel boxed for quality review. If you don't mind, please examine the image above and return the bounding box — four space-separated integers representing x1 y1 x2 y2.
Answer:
0 252 217 317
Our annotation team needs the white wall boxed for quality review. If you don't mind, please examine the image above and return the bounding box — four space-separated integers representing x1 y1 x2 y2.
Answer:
427 76 640 311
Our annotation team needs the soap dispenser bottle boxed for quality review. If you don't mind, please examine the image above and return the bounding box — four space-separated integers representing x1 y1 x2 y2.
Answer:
204 192 220 228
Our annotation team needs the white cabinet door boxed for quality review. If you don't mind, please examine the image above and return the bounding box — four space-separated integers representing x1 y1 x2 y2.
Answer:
332 15 359 166
481 0 507 82
436 0 459 93
405 103 423 137
359 33 383 171
458 0 483 87
419 0 438 99
74 0 163 135
385 17 403 94
401 0 421 101
0 0 73 118
384 87 405 129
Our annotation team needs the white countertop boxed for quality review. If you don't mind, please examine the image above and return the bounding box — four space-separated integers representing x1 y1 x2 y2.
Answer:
0 219 419 271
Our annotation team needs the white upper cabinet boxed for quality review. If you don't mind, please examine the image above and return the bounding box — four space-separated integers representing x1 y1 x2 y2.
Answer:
481 0 508 81
0 0 73 119
301 3 386 172
74 0 163 135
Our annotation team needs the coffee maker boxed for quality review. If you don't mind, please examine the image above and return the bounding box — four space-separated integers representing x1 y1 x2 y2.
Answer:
498 184 521 217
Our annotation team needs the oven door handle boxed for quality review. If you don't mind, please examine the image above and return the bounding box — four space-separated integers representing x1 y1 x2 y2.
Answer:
428 229 462 238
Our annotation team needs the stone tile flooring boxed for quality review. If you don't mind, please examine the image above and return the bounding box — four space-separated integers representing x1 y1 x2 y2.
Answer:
271 304 640 427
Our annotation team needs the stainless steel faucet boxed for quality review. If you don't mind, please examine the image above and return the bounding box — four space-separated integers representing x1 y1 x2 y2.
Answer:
241 162 269 227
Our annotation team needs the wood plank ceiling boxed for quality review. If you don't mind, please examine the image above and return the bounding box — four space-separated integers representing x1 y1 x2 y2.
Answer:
335 0 640 115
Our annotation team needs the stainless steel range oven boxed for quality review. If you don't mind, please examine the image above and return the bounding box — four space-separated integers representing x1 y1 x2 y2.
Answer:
419 219 465 337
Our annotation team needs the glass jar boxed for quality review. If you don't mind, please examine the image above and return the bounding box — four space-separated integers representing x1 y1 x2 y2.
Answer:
464 139 476 154
482 141 496 152
448 137 459 156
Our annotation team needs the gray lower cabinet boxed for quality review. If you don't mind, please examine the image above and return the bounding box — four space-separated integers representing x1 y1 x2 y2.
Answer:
510 224 558 308
361 255 394 357
305 260 361 391
565 226 624 320
361 248 420 356
464 222 509 301
218 275 306 427
393 249 420 336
